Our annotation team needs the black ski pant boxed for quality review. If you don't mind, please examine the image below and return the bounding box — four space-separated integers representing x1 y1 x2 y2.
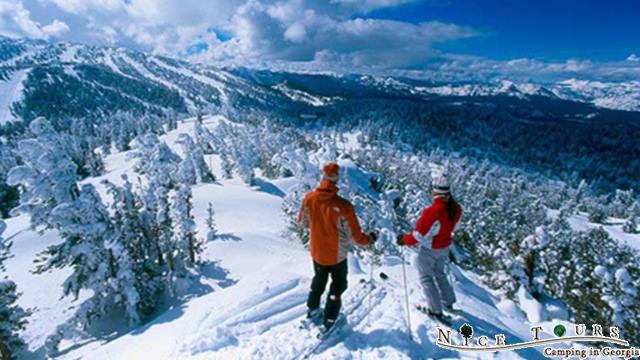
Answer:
307 260 348 324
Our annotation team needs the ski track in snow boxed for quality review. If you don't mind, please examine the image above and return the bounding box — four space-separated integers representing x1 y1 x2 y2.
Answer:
118 53 197 111
150 58 229 105
4 115 618 359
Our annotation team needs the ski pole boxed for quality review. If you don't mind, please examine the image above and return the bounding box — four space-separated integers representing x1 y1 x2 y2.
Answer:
400 245 413 340
369 252 374 309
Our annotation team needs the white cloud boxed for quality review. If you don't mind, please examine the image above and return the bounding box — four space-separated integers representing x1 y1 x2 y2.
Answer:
32 0 473 69
0 0 69 39
3 0 639 84
42 19 70 37
192 0 476 69
46 0 125 14
284 22 307 43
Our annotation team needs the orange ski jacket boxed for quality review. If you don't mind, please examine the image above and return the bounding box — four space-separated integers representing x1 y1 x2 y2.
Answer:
298 180 370 266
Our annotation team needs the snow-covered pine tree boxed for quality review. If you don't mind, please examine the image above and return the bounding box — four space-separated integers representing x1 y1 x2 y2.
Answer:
230 138 257 185
0 281 28 360
622 202 639 234
313 138 339 167
277 146 319 244
103 176 160 317
152 183 173 271
176 133 214 183
610 266 640 339
213 121 259 184
129 134 181 182
113 112 134 151
572 179 589 212
37 184 141 355
193 120 215 154
219 150 233 179
519 226 549 297
0 219 30 359
175 158 197 186
0 220 29 360
0 221 8 271
206 202 218 242
0 143 18 218
623 216 638 234
170 184 202 273
68 117 105 177
612 189 635 218
7 118 79 230
128 137 205 296
588 201 608 224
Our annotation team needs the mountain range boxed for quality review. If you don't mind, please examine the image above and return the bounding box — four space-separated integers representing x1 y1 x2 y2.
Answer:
1 35 640 129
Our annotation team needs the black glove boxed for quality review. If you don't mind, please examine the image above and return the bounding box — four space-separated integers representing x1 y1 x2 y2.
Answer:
396 234 406 246
368 231 378 244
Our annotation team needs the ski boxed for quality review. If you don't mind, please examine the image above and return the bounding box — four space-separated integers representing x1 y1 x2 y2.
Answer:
415 304 453 326
297 279 379 359
315 313 347 340
299 309 323 330
444 306 463 316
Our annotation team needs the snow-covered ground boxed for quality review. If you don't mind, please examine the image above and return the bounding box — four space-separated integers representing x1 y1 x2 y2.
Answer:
4 116 634 359
0 69 29 124
548 209 640 251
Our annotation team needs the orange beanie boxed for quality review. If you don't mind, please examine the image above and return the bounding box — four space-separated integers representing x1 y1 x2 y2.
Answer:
323 162 340 181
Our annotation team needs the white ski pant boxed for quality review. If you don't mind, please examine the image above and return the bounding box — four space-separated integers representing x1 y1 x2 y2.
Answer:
416 246 456 314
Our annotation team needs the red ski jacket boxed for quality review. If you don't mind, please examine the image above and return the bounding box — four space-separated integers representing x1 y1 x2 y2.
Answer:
402 196 462 249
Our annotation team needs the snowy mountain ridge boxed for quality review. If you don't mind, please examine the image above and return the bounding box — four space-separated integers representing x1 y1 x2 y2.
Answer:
2 35 640 124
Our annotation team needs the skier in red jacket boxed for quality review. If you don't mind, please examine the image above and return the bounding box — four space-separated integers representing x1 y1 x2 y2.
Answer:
397 174 462 320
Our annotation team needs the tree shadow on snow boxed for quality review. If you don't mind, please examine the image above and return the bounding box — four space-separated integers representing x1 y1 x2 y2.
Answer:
200 260 238 288
253 178 285 198
43 263 236 358
449 266 496 308
214 233 242 242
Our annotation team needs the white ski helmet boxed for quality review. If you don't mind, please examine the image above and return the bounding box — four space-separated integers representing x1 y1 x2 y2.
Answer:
432 174 450 195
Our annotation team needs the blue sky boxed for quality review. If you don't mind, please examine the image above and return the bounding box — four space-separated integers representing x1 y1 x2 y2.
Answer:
1 0 639 81
366 0 640 62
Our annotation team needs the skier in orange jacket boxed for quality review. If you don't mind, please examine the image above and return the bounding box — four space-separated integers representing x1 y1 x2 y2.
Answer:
298 162 376 330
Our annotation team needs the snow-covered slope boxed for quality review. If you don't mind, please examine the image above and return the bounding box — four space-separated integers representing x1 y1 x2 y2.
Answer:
553 79 640 112
0 69 28 124
2 35 640 124
6 115 634 359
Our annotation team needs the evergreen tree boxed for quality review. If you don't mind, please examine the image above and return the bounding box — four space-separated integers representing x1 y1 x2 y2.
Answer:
219 150 233 179
0 143 18 218
38 184 141 354
193 120 215 154
0 220 29 359
206 202 218 242
623 202 639 234
170 184 201 272
0 221 8 271
0 280 28 360
623 216 638 234
103 176 160 317
130 134 181 183
7 118 79 230
176 134 214 183
588 202 608 224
